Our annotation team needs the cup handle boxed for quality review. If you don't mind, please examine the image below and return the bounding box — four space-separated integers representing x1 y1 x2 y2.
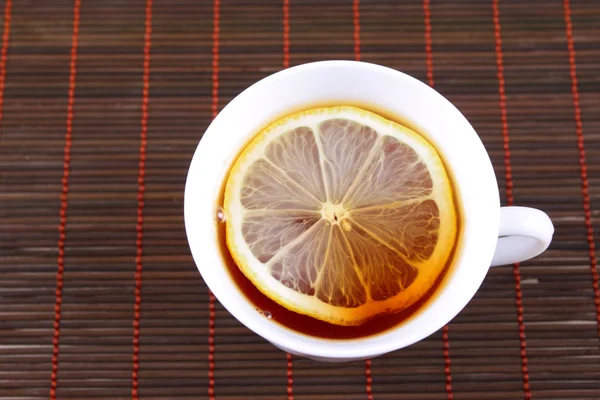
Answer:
490 206 554 267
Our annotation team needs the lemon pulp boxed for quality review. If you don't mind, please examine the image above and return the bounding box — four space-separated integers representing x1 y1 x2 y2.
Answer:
223 106 457 326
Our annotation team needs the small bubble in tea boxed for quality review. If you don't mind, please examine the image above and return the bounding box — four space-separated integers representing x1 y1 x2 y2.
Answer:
262 310 273 319
215 206 226 224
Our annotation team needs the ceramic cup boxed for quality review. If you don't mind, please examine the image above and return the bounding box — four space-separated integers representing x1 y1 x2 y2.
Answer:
184 61 554 361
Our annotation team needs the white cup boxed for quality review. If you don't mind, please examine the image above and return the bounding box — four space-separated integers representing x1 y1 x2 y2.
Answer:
184 60 554 362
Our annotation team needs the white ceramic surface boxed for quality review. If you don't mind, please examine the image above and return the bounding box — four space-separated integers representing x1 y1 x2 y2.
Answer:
184 61 554 361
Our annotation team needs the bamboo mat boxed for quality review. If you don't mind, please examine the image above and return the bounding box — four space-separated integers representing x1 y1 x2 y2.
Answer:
1 0 599 399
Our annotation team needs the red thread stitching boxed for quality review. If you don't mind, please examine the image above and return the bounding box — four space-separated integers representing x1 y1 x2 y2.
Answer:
50 1 81 398
131 1 153 399
365 359 374 400
563 0 600 338
212 0 220 121
286 353 295 400
423 1 453 398
353 0 361 62
0 0 12 135
208 1 220 399
283 0 290 69
208 292 216 400
423 0 434 87
441 326 453 399
492 1 531 398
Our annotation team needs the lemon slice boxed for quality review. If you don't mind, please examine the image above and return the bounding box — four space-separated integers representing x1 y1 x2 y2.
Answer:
224 106 458 326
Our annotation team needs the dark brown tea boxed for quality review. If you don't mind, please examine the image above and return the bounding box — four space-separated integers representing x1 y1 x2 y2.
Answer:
215 104 462 340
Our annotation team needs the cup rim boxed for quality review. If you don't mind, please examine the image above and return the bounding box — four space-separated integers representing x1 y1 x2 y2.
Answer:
184 60 500 359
